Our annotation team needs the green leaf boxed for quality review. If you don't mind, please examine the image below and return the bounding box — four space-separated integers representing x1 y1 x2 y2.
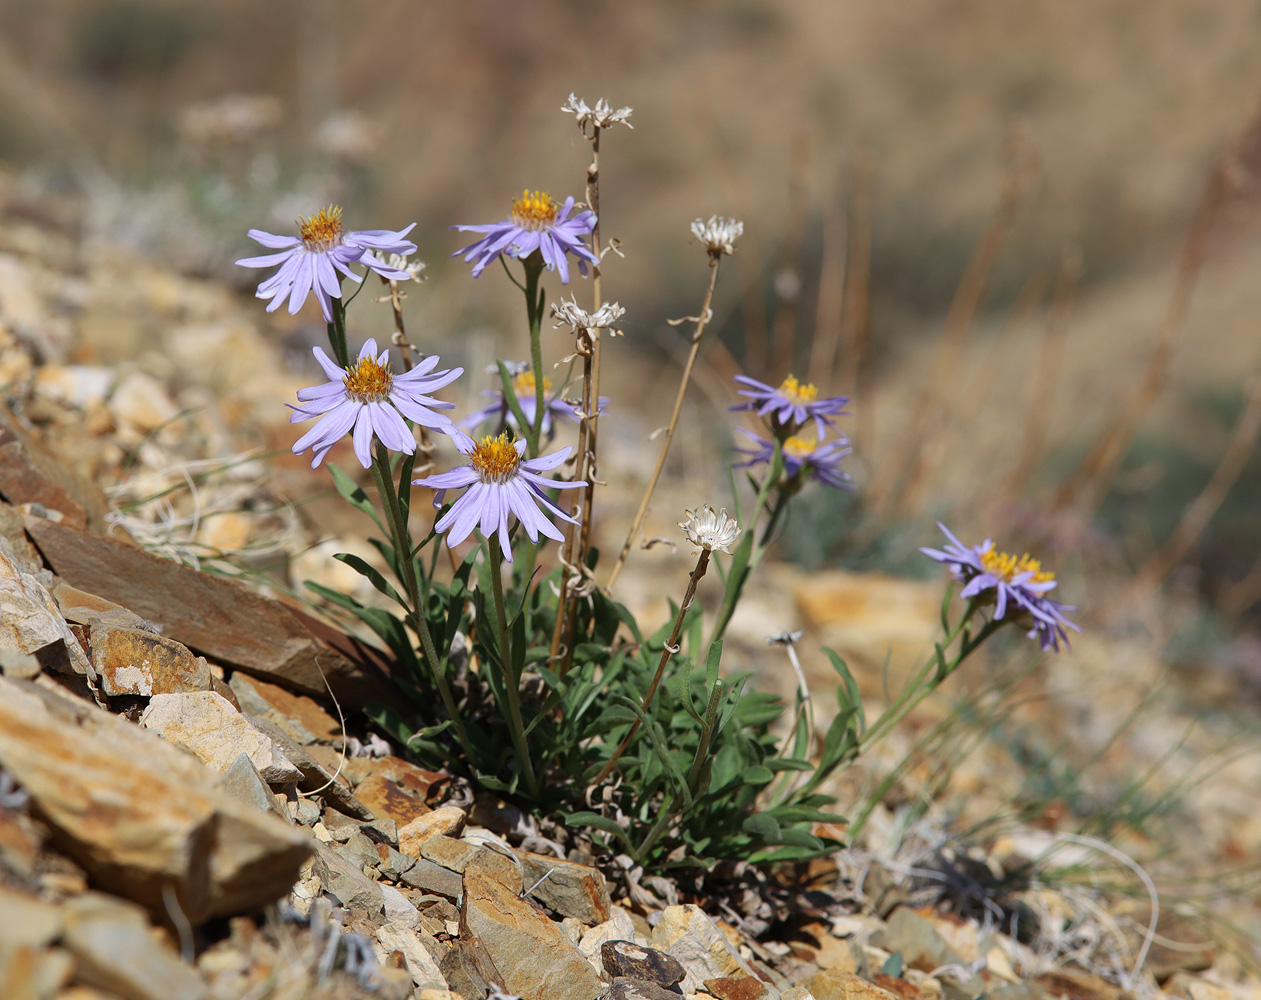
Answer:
564 811 632 848
882 952 904 979
825 647 865 733
742 813 781 839
333 552 405 607
328 462 386 532
362 701 415 746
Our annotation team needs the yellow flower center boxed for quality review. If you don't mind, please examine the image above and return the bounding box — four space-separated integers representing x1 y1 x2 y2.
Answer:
980 547 1055 584
298 205 345 252
778 374 819 405
782 435 815 459
470 432 522 483
511 370 552 395
511 189 558 231
343 354 393 402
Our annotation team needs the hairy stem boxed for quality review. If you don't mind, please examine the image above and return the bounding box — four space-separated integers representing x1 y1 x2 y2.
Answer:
370 443 472 761
487 540 540 798
591 548 711 788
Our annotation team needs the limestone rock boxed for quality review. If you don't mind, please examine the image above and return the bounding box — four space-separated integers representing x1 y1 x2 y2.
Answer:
140 690 303 784
398 807 467 855
579 909 642 967
869 908 963 975
0 547 93 678
313 842 385 916
461 870 604 1000
227 671 341 745
1033 969 1127 1000
246 713 371 818
219 752 287 819
809 971 900 1000
0 675 312 922
706 975 776 1000
520 849 612 924
0 885 63 949
356 774 431 827
602 940 686 987
400 858 463 900
344 755 450 804
25 516 400 709
61 892 208 1000
651 904 760 993
90 622 210 697
376 920 447 990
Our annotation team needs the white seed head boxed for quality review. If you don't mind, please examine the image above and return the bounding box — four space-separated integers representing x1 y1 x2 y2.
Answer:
551 296 626 337
562 93 634 133
680 505 741 556
691 216 744 257
382 252 427 280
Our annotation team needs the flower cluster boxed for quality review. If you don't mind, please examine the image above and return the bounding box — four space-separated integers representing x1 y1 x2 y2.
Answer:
731 374 849 438
921 523 1080 652
462 368 606 436
236 206 418 321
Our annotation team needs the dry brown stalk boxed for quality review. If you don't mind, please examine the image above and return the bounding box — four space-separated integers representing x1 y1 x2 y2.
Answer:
1052 99 1261 521
769 130 813 376
897 270 1049 518
1006 251 1081 497
837 150 873 450
606 262 723 592
806 161 849 388
1117 376 1261 609
865 133 1036 518
552 126 607 668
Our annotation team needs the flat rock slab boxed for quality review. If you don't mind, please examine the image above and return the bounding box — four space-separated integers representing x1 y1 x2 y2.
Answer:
520 850 612 924
344 755 450 804
90 622 210 696
62 892 208 1000
25 516 400 709
461 871 604 1000
808 971 899 1000
355 774 431 827
0 546 94 678
141 690 303 784
706 976 775 1000
0 675 311 922
398 808 467 856
227 671 341 745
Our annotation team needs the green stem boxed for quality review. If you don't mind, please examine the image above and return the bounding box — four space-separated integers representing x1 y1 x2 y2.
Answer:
709 445 785 647
859 601 995 753
327 297 350 368
522 259 546 457
487 540 540 798
370 443 473 762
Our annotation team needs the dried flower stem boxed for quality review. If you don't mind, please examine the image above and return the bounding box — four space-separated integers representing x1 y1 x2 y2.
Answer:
553 126 606 670
606 260 722 591
591 548 711 788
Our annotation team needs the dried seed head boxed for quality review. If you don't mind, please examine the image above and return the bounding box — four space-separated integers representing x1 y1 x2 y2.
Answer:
691 216 744 257
679 505 741 556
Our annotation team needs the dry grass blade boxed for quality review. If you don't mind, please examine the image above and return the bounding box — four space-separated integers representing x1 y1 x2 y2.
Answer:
1116 374 1261 609
806 160 849 389
865 129 1037 518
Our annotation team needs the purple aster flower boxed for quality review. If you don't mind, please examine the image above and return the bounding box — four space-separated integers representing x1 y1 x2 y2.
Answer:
290 338 463 469
920 523 1081 653
414 433 586 562
460 368 608 436
731 373 850 437
236 206 417 321
735 430 853 491
452 190 599 284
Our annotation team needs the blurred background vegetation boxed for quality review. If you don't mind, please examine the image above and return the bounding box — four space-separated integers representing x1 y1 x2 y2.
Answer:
3 0 1261 701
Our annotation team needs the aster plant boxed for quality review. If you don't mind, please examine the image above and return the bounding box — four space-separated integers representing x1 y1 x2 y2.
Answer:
225 94 1080 881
